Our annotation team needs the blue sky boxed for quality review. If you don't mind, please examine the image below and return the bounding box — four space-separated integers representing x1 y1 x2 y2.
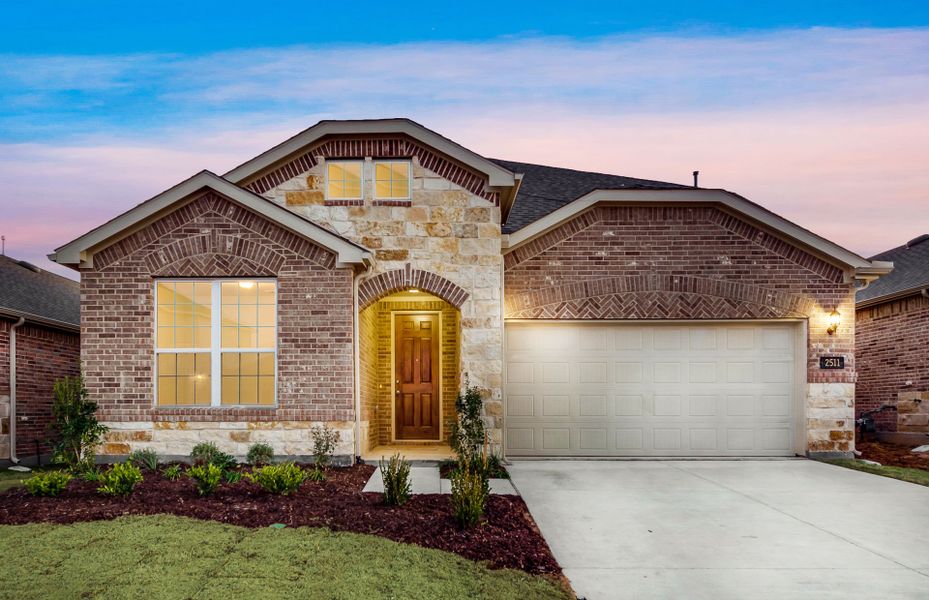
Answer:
2 2 929 278
5 1 929 53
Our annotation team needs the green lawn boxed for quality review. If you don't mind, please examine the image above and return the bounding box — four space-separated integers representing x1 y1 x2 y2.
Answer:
0 515 570 600
824 459 929 487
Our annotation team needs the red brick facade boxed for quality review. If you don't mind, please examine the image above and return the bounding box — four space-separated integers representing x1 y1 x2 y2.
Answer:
504 205 858 386
80 191 356 424
0 320 80 460
856 294 929 431
358 266 470 310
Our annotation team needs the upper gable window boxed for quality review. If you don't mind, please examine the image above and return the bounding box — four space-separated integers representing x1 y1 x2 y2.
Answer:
326 160 363 200
374 160 411 200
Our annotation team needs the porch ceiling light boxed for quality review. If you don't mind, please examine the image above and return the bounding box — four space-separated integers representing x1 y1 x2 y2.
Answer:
408 288 420 293
826 309 841 335
239 281 256 289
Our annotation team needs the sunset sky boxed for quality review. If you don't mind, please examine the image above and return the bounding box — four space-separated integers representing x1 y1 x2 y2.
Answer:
2 1 928 279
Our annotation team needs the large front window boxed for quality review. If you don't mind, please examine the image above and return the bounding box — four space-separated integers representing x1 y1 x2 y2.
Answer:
155 280 277 406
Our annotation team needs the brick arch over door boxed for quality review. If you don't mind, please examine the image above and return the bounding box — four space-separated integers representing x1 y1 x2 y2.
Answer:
359 265 469 310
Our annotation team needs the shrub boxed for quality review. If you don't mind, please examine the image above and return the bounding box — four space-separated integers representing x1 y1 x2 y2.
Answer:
224 470 243 484
450 460 489 528
162 464 183 481
379 453 411 506
310 425 340 470
189 442 237 471
188 463 223 496
305 468 325 482
23 471 72 497
246 462 307 495
246 442 274 466
127 448 159 471
97 462 144 496
50 374 108 472
450 381 485 464
80 467 102 482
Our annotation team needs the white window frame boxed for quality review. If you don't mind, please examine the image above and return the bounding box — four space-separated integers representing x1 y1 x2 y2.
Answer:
154 278 278 408
373 159 412 200
325 159 365 201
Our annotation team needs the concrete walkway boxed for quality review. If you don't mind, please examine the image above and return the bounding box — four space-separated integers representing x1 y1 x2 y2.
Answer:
362 466 517 495
509 460 929 600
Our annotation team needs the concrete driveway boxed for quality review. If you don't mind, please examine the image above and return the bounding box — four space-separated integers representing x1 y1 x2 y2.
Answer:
509 460 929 599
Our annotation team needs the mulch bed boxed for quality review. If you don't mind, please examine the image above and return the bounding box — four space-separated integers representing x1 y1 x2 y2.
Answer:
0 464 560 576
857 440 929 471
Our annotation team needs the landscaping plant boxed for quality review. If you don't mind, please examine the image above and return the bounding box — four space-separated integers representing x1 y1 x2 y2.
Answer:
224 470 243 484
188 463 223 496
97 462 144 496
127 448 159 471
189 442 237 471
162 464 183 481
23 471 72 497
80 467 102 482
450 381 485 464
450 457 489 528
49 374 108 472
246 462 307 495
310 425 340 470
379 453 412 506
246 442 274 466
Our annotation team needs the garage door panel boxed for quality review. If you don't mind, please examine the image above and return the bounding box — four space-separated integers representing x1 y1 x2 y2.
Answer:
505 322 800 457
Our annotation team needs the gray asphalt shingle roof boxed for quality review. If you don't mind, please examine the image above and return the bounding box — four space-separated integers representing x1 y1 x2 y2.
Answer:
857 234 929 305
0 255 80 328
490 159 690 234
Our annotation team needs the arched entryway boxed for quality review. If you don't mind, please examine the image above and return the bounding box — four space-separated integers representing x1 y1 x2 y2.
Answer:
358 286 461 457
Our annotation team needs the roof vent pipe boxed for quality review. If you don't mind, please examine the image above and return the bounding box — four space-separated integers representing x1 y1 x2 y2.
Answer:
692 171 699 188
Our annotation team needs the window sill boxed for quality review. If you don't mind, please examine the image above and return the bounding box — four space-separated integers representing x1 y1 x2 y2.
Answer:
153 405 278 414
372 199 412 207
324 199 364 206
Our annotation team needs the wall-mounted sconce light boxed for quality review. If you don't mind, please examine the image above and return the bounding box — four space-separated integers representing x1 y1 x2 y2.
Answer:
826 309 841 335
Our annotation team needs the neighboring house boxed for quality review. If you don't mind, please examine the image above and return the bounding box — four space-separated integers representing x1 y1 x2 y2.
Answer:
0 255 80 465
50 119 891 461
856 234 929 438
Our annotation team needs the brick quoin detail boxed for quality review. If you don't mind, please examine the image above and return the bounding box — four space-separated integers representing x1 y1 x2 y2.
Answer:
243 135 500 205
504 205 857 385
856 294 929 431
358 265 470 310
81 191 355 423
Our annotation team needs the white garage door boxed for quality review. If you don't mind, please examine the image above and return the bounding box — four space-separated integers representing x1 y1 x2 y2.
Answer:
504 322 803 457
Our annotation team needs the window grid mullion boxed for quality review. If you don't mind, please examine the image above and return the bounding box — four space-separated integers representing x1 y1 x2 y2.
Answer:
210 280 221 407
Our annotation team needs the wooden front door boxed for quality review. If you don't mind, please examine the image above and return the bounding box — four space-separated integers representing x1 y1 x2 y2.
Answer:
394 313 440 440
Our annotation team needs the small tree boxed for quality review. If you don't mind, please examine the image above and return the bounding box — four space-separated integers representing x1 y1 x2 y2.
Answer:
450 381 485 463
50 374 108 472
311 424 340 470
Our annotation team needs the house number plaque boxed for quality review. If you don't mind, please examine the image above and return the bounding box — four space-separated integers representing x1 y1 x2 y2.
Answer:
819 356 845 369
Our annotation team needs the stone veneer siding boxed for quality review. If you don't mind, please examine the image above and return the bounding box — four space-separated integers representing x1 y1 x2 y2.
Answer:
856 294 929 432
81 191 356 459
504 205 858 456
0 320 80 461
263 140 504 451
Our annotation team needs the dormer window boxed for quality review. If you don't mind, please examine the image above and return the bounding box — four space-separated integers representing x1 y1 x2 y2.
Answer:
374 160 411 200
326 160 363 200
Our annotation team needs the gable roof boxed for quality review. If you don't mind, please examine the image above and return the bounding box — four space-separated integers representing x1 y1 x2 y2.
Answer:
492 159 689 234
224 118 517 189
0 255 80 331
50 171 372 269
502 184 892 278
857 234 929 306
